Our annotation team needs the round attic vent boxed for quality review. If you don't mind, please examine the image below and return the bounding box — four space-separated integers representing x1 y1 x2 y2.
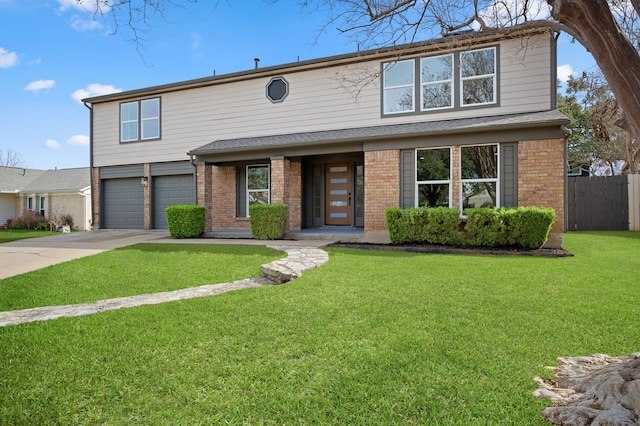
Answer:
266 77 289 103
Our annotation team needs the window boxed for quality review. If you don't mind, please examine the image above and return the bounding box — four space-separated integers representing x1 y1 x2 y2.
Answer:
27 196 33 211
383 60 415 114
382 46 497 115
266 77 289 103
461 144 499 209
120 98 160 142
421 54 453 110
416 148 451 207
246 165 270 216
460 47 496 106
39 197 45 217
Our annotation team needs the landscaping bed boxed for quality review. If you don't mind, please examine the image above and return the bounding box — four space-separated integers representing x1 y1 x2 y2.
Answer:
328 241 573 257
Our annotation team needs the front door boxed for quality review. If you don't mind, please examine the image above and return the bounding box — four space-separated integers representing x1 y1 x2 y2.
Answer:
325 163 352 225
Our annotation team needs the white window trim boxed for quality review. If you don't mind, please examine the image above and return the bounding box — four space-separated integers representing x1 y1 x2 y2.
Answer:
459 47 497 108
414 148 452 208
120 98 160 142
246 164 270 217
420 53 454 112
383 60 416 114
459 143 500 211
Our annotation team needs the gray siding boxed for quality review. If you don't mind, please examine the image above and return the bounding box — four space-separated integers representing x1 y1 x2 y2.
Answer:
100 164 144 179
91 34 555 168
150 161 194 176
501 143 518 207
400 150 415 208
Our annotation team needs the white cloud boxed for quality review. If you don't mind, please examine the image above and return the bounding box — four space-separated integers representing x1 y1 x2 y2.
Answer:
72 83 122 103
67 134 90 146
71 15 102 31
0 47 18 68
45 139 61 149
24 79 56 92
557 64 576 83
478 0 549 28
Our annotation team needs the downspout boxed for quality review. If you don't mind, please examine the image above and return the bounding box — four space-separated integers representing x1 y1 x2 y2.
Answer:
84 101 94 230
189 153 198 205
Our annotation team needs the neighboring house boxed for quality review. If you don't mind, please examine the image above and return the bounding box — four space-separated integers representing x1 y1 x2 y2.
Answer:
84 29 568 246
0 167 92 230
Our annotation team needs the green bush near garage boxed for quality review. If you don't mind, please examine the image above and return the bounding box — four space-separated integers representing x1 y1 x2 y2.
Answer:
386 206 555 249
249 204 288 240
165 204 205 238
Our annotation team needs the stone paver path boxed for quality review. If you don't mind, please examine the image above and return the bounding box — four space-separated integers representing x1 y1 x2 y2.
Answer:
0 246 328 328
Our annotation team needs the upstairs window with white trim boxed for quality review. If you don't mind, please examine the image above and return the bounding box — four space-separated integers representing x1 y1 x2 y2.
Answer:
460 47 496 106
460 144 499 209
416 148 451 207
246 164 270 216
383 60 415 114
120 97 160 142
421 54 454 111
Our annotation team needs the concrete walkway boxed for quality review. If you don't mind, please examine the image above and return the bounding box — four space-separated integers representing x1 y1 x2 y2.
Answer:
0 231 331 327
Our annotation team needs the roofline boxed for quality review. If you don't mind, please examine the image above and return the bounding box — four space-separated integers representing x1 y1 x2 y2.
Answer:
83 28 549 104
188 110 568 157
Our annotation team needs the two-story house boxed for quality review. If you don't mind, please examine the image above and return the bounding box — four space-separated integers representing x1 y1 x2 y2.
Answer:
84 29 568 246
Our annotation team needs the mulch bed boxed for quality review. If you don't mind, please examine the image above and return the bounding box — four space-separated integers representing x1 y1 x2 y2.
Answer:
326 242 573 257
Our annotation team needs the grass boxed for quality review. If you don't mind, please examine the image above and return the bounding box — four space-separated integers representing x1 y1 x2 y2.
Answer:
1 232 639 424
0 243 283 311
0 229 59 244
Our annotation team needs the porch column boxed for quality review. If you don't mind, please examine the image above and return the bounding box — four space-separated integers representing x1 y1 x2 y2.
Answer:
270 156 301 231
196 163 213 232
364 149 400 243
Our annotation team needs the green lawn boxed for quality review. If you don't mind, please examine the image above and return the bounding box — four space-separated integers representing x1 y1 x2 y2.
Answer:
1 232 638 424
0 229 59 244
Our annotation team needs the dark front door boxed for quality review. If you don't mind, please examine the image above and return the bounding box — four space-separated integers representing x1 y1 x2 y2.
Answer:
325 163 352 225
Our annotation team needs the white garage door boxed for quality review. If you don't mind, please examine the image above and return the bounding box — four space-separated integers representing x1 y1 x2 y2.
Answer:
153 175 194 229
103 178 144 229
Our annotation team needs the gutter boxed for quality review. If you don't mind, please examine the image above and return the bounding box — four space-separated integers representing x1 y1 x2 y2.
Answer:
84 101 95 231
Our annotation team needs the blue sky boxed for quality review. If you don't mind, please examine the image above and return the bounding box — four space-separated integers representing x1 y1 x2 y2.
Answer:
0 0 596 170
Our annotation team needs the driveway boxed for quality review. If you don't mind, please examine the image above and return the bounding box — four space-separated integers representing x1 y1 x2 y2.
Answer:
0 230 170 280
0 230 330 280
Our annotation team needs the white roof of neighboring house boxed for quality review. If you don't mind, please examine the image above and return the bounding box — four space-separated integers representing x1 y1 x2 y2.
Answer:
0 166 90 194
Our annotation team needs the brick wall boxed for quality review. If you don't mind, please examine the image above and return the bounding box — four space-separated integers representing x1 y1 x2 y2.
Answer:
212 165 249 230
196 164 213 231
364 150 400 231
450 146 461 211
518 138 566 235
270 158 302 231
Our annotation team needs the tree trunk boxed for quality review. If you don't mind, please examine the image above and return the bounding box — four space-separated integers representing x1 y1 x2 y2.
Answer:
548 0 640 143
533 353 640 425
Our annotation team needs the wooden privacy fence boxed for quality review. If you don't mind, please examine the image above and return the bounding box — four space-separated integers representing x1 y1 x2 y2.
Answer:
567 175 639 231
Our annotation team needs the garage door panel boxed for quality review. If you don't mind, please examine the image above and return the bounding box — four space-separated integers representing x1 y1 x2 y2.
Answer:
153 175 194 229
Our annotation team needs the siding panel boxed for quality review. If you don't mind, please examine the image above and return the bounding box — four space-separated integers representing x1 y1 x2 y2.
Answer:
92 34 554 167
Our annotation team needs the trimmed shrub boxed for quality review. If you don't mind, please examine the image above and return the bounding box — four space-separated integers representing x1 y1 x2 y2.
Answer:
464 208 505 247
463 207 556 249
387 206 555 249
386 206 465 246
165 205 205 239
249 204 288 240
9 210 45 230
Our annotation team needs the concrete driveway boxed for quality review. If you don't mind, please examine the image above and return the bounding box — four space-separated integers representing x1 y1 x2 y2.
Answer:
0 230 170 280
0 230 330 280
